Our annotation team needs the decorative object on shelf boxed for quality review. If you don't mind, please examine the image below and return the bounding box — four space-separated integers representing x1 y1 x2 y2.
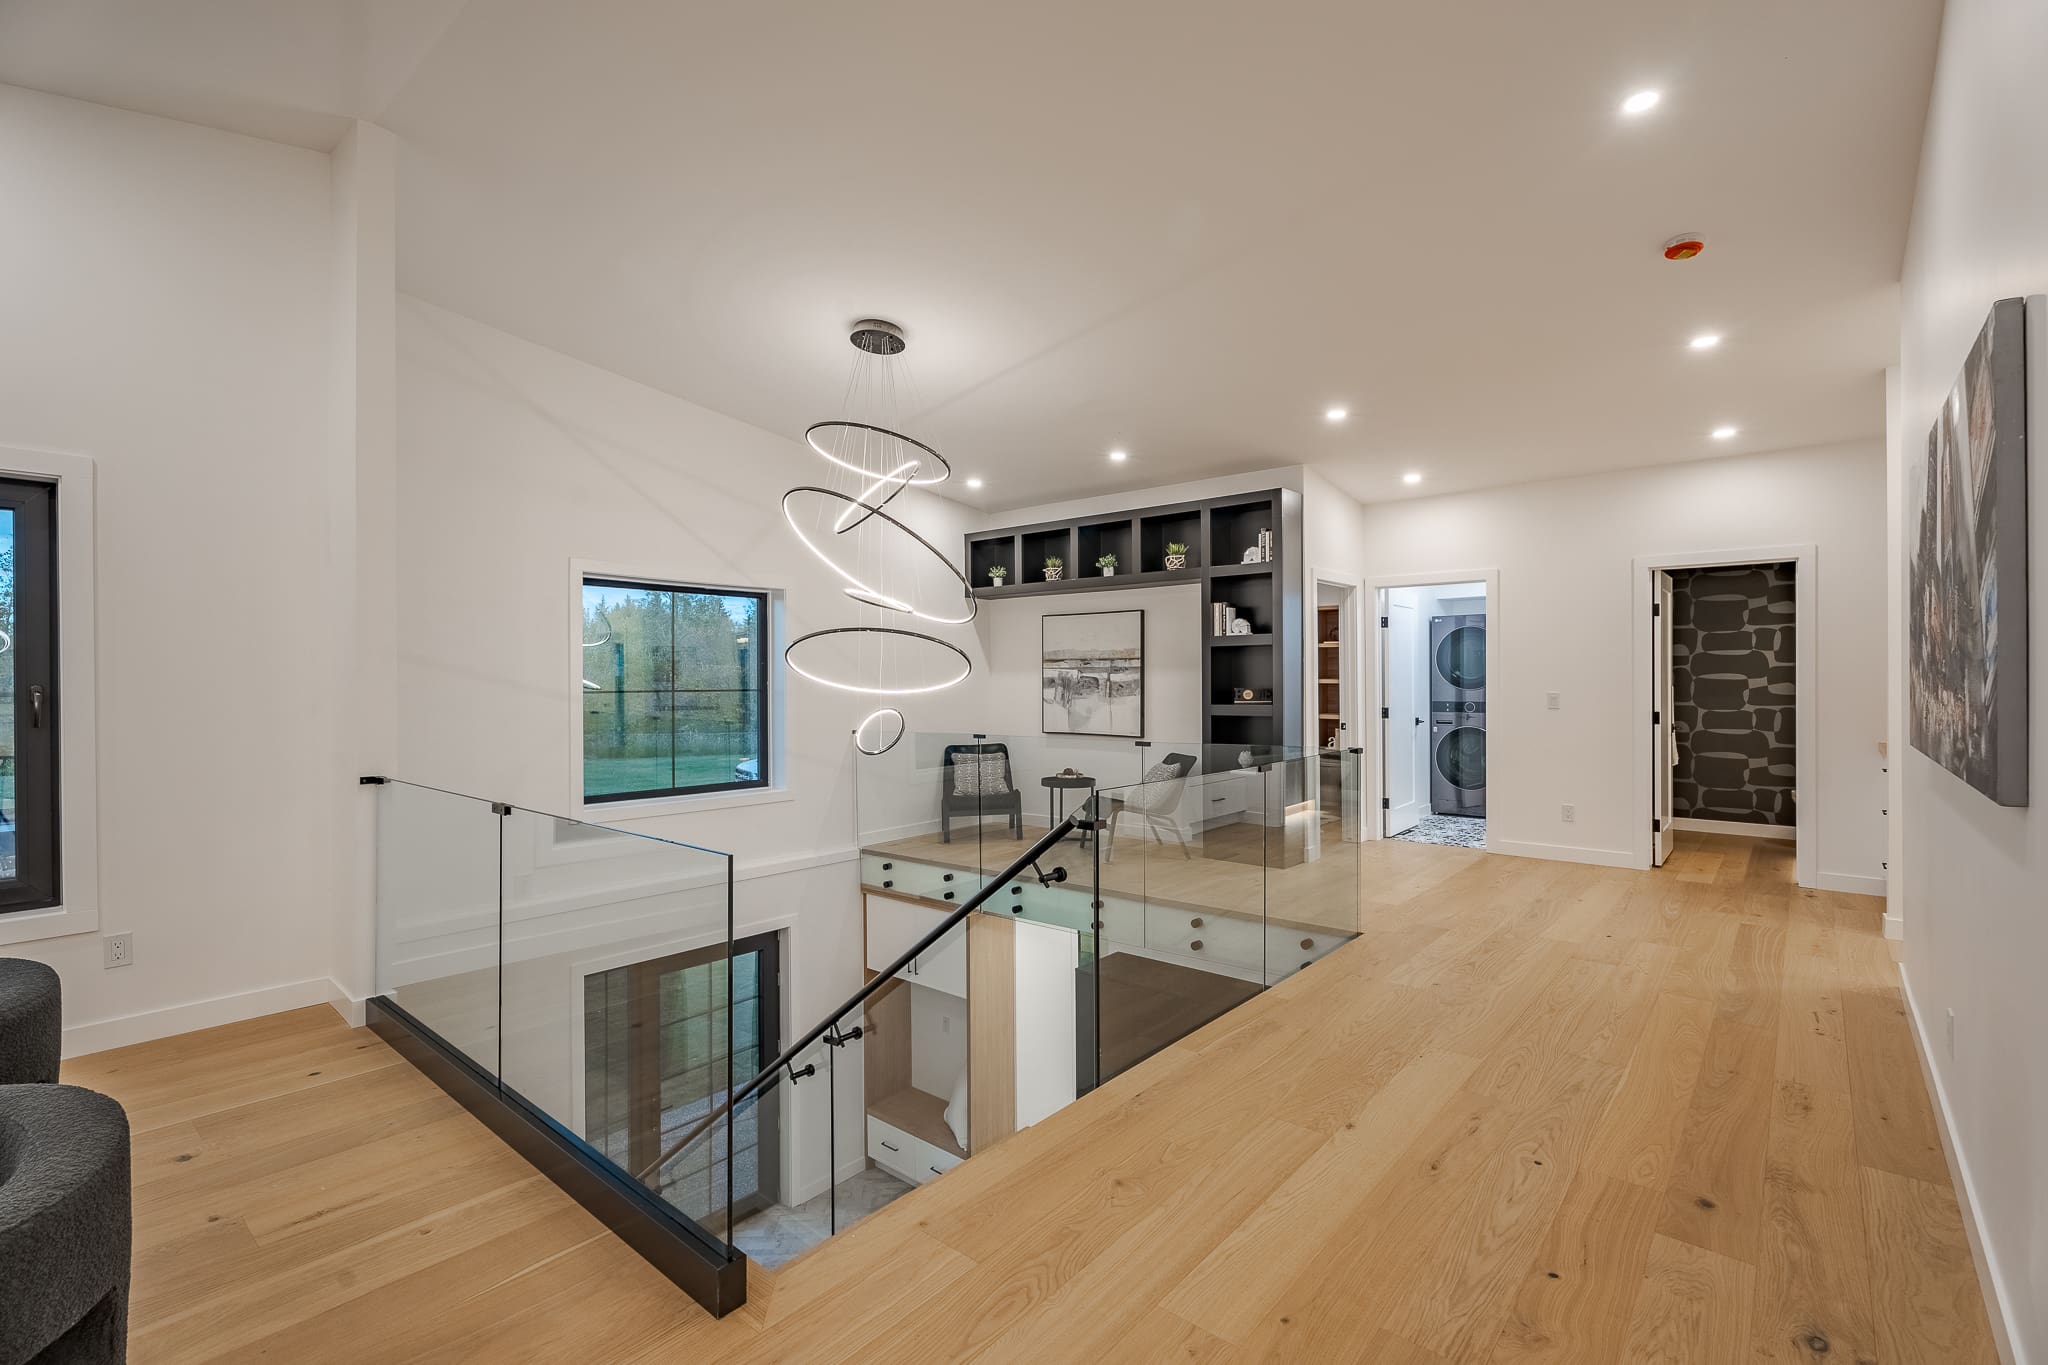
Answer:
1909 295 2031 806
782 319 974 705
988 564 1007 586
1241 545 1262 564
1233 687 1271 704
1228 618 1253 636
1212 602 1238 636
1237 749 1255 769
1043 556 1063 582
1095 552 1118 578
1043 609 1144 737
1164 542 1188 571
1258 528 1274 561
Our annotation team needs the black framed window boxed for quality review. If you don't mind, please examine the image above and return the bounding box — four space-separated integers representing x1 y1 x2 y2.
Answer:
581 578 769 803
0 477 59 912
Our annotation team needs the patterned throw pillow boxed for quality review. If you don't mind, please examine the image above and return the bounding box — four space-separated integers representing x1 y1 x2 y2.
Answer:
953 754 1010 795
1126 761 1182 813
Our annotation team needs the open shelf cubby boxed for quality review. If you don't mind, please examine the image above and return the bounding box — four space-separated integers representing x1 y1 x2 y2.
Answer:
969 533 1018 589
1076 517 1135 581
1021 526 1075 586
1139 507 1203 574
1208 497 1277 570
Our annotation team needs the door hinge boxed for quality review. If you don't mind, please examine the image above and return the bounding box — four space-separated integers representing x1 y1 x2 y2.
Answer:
1652 710 1661 725
1652 602 1662 618
1380 615 1389 628
1381 797 1391 810
1652 817 1662 833
1380 706 1390 719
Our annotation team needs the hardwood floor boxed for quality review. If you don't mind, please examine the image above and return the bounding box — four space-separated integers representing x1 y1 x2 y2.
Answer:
64 834 1998 1363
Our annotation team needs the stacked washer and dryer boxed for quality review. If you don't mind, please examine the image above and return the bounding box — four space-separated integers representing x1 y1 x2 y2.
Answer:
1428 613 1487 817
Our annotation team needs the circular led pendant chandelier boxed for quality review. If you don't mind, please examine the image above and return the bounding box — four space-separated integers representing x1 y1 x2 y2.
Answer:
782 319 974 718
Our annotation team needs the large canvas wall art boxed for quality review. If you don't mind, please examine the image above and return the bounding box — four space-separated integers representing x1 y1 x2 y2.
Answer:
1043 609 1144 737
1908 296 2030 806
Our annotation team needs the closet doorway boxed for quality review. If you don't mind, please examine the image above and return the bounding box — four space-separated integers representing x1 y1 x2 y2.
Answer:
1312 576 1362 849
1373 575 1492 851
1634 547 1816 886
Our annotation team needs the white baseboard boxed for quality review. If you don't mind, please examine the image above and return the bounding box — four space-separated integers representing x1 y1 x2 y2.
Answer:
1883 910 1904 941
1809 870 1888 898
1671 816 1794 840
326 977 368 1028
61 977 340 1059
1486 839 1637 869
1898 964 2027 1365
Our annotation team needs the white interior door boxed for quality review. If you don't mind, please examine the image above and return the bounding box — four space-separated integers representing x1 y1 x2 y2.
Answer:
1652 570 1677 866
1383 598 1426 835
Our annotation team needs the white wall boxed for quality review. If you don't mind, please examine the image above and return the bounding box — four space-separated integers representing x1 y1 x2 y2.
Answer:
0 84 355 1051
1892 0 2048 1351
1347 444 1887 884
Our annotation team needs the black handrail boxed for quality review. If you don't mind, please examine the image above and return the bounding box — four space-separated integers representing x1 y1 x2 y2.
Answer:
634 809 1089 1184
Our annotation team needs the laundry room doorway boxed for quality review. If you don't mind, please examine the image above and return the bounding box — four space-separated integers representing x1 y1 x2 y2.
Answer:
1371 573 1495 851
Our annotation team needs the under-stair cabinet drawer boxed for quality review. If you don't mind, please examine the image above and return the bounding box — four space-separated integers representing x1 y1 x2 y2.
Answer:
864 893 968 997
866 1115 964 1186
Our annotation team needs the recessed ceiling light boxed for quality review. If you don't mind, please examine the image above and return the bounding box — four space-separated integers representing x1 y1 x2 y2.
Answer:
1621 89 1661 115
1711 425 1738 440
965 477 983 489
1108 448 1129 462
1402 471 1423 485
1325 406 1349 423
1689 333 1722 350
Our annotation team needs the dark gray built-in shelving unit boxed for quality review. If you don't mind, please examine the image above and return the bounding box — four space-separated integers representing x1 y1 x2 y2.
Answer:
965 488 1303 757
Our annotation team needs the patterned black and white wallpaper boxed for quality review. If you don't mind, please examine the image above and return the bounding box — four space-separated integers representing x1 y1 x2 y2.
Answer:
1670 563 1796 826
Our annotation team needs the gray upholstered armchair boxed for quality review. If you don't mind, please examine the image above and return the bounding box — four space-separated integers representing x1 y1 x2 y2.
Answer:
0 1085 132 1365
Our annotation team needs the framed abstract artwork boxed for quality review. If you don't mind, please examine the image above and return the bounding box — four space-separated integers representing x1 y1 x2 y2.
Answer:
1908 296 2030 806
1042 609 1144 737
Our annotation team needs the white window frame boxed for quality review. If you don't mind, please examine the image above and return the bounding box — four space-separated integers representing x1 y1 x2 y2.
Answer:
0 445 100 946
567 559 790 823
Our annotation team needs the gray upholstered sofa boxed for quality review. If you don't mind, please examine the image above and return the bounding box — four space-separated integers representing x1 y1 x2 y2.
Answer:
0 958 132 1365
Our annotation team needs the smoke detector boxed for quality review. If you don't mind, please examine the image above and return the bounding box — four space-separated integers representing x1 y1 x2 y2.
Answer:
1662 234 1706 261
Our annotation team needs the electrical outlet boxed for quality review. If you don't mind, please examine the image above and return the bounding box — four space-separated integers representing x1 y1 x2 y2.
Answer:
1946 1007 1956 1060
1561 804 1576 823
103 933 133 969
940 1014 952 1034
1546 692 1561 710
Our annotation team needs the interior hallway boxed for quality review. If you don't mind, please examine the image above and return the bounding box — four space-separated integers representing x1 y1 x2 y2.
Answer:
65 833 1996 1363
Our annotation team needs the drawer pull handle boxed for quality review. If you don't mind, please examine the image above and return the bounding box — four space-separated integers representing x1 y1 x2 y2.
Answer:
1190 939 1204 951
1190 917 1204 929
881 1141 900 1152
1300 938 1314 951
929 1165 944 1175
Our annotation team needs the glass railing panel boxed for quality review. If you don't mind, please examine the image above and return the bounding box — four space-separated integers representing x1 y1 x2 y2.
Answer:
1262 755 1362 984
371 779 505 1080
854 728 1015 901
494 806 737 1246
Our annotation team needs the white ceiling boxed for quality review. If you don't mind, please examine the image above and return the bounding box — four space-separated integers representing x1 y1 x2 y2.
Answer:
0 0 1941 510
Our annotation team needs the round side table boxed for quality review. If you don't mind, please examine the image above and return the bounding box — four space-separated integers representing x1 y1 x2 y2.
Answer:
1040 773 1096 848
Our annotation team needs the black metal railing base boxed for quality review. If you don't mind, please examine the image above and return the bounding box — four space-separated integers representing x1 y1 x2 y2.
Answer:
367 994 748 1317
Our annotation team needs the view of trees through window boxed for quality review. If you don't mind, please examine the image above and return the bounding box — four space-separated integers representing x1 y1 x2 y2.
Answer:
582 578 767 801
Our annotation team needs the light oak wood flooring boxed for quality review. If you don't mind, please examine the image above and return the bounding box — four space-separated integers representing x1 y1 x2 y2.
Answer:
65 834 1998 1363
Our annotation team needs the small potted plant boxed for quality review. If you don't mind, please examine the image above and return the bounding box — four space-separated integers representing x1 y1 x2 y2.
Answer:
1164 542 1188 571
1096 552 1118 578
988 564 1008 587
1043 555 1063 582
